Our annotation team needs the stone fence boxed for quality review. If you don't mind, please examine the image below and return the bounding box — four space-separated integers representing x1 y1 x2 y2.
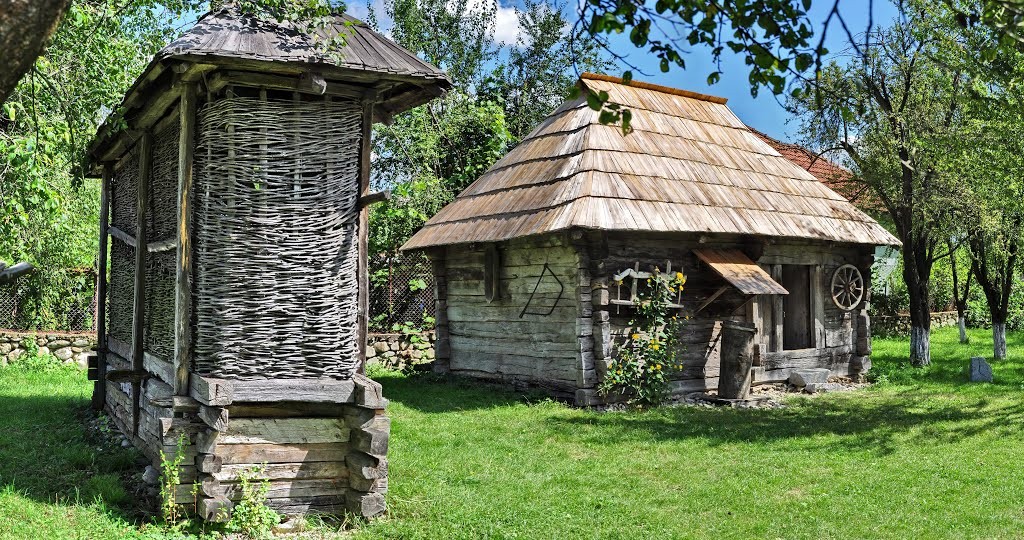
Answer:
366 331 437 370
0 330 94 367
1 330 439 371
871 311 959 337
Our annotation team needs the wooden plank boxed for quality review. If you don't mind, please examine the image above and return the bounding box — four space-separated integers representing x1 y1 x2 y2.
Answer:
131 131 152 436
219 418 349 445
230 378 356 403
214 443 348 465
812 265 825 348
93 164 112 410
693 248 788 295
212 461 348 482
174 81 196 396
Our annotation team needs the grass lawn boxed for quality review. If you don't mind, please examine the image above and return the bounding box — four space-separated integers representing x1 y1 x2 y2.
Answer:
3 326 1024 538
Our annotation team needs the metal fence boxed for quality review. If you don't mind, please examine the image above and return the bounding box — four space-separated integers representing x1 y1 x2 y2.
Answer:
0 270 97 332
0 256 435 334
368 254 435 332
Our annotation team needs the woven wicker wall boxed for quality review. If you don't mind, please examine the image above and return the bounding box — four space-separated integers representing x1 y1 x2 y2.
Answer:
109 150 139 345
193 96 362 379
143 122 180 361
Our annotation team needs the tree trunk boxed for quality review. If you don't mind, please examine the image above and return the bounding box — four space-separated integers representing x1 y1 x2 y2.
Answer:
993 322 1007 360
0 0 71 104
903 246 932 367
958 315 968 344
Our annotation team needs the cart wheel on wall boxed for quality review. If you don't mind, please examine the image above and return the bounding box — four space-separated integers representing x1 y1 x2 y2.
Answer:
831 264 865 311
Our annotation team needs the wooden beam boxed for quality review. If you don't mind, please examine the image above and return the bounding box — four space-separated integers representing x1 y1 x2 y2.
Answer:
92 163 112 411
207 70 367 100
108 226 137 248
231 378 357 403
356 92 375 374
358 191 388 208
131 130 153 436
771 264 784 352
812 265 825 348
695 285 729 314
173 82 197 396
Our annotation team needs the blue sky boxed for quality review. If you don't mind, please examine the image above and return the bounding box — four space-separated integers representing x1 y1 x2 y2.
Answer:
598 1 900 141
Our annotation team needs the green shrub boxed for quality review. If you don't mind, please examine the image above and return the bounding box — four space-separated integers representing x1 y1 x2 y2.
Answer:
228 464 280 539
599 269 687 406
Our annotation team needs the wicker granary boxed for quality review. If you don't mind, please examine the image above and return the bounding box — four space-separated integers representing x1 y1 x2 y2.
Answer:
85 7 449 520
403 73 899 405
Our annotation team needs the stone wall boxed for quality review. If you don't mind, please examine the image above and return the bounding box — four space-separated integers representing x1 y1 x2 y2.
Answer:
871 311 958 337
0 330 94 367
366 332 436 370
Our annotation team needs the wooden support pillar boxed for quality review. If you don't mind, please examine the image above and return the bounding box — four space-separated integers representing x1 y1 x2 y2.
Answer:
770 264 783 352
92 163 113 410
132 131 153 435
812 265 825 348
357 91 375 374
173 82 197 396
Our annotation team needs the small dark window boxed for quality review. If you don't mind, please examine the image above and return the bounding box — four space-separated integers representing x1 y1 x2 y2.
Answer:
483 244 500 303
781 265 813 350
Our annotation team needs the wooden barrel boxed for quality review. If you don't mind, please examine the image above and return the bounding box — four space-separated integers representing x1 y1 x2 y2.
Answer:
717 320 757 399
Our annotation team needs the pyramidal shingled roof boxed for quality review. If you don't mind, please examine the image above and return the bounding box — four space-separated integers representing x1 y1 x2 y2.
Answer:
159 8 449 84
402 73 900 250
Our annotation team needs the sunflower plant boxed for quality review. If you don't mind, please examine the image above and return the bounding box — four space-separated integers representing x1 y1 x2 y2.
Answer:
599 268 687 406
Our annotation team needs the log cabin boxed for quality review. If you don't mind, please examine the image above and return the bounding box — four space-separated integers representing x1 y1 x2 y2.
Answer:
403 73 900 405
84 6 449 519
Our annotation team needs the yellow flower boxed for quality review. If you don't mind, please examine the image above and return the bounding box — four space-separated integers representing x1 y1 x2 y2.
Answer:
655 364 661 370
649 343 660 351
675 272 684 282
631 333 641 340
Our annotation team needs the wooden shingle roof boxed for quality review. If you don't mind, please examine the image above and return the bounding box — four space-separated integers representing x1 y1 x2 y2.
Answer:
159 10 449 84
403 74 900 250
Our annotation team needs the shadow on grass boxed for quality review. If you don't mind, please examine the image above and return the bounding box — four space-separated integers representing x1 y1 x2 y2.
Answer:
542 390 1024 456
375 370 554 413
0 374 141 515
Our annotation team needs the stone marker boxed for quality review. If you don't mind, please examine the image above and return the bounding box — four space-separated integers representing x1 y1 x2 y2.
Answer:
789 368 830 387
969 357 993 383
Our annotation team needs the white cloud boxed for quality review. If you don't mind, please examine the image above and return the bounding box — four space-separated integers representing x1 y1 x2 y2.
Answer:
347 0 524 45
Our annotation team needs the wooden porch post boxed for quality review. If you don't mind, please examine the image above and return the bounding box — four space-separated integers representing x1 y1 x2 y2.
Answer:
357 92 375 374
173 82 197 395
92 163 113 410
131 131 152 435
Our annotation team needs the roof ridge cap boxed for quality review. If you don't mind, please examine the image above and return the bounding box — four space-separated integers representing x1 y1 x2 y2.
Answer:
580 72 728 105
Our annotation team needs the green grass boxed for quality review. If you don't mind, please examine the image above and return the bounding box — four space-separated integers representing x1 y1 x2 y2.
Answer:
3 327 1024 538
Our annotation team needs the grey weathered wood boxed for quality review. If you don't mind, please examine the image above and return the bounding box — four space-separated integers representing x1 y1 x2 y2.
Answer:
198 405 229 431
230 378 357 403
220 418 349 445
190 375 233 406
770 264 783 352
93 163 113 410
107 225 137 248
213 461 348 482
812 265 825 348
214 442 348 465
356 93 374 374
717 321 756 399
196 453 223 473
173 81 196 396
198 495 232 522
131 131 152 436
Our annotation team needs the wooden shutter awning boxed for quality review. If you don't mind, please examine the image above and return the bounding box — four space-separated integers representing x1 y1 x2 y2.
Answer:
694 248 788 295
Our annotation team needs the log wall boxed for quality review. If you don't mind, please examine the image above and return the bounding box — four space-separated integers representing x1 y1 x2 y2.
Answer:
438 231 876 405
437 235 585 399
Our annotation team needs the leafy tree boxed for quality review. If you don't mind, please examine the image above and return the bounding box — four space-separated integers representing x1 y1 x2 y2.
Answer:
1 2 184 328
481 0 613 141
368 0 607 254
791 10 969 366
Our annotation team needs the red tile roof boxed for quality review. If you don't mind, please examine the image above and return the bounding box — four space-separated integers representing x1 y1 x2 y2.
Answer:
748 126 883 212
